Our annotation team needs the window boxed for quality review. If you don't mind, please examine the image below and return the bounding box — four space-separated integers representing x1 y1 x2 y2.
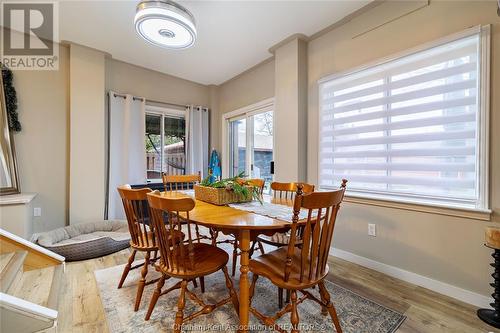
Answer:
318 26 490 211
145 106 186 181
223 99 274 193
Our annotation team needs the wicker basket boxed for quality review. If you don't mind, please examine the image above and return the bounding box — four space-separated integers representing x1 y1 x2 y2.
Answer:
194 184 253 205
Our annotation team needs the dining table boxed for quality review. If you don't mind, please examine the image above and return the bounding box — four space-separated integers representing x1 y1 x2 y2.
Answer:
159 191 299 333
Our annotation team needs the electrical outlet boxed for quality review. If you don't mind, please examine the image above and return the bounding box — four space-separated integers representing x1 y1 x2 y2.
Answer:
34 207 42 217
368 223 376 236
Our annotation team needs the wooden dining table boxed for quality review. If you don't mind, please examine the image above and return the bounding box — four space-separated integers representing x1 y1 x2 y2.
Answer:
159 191 296 333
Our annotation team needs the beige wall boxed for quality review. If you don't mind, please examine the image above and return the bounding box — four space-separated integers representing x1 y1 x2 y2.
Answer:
69 45 106 224
274 38 308 182
307 0 499 297
105 58 210 107
6 38 70 233
218 58 275 116
208 85 220 152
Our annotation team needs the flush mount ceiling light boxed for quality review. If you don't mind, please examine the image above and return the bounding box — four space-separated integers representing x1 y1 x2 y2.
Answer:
134 0 197 49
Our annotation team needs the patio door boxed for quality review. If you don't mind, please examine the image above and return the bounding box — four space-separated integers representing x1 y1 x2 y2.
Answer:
226 100 274 192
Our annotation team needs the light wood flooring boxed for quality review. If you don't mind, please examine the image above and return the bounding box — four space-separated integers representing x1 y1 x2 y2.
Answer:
54 248 497 332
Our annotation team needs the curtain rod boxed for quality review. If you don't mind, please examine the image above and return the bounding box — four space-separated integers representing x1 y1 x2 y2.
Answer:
111 92 187 109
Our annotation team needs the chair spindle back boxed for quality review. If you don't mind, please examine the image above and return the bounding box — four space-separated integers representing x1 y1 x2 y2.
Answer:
162 172 201 192
247 178 265 195
118 185 155 249
147 191 196 274
285 179 347 284
271 182 315 201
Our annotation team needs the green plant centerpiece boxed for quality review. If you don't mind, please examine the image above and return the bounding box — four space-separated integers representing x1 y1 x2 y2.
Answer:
195 172 262 206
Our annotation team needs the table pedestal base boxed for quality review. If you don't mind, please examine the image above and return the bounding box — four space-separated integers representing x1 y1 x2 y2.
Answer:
477 309 500 328
478 248 500 329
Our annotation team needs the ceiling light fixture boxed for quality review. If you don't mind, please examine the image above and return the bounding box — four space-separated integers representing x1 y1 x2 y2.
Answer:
134 0 197 49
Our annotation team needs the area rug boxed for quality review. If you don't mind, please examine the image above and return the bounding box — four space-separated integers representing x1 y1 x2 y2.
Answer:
95 260 405 332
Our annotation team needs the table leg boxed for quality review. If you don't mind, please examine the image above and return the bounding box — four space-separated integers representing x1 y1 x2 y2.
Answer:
238 229 250 333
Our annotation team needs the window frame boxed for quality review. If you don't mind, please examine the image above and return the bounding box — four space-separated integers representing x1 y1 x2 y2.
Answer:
221 98 275 179
317 25 491 216
145 104 186 183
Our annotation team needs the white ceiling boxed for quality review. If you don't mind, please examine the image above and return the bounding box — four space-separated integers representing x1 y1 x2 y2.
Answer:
59 1 370 85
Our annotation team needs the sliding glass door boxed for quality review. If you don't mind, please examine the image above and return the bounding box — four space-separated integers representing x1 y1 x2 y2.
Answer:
228 110 274 192
251 111 273 191
229 117 247 177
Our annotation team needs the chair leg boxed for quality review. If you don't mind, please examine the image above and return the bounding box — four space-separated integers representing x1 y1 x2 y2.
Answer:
319 281 343 333
318 284 328 316
290 290 299 333
199 276 205 293
222 266 240 315
249 273 259 304
118 249 136 289
195 224 202 244
192 278 198 288
257 241 265 254
286 289 291 304
134 251 150 311
232 239 238 277
174 280 188 333
249 241 257 258
145 274 166 320
278 287 284 308
210 228 219 246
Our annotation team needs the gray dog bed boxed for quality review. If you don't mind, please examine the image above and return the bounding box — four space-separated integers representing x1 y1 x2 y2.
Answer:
32 220 131 261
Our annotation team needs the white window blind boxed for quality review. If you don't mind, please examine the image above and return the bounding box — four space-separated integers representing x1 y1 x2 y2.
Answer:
319 27 490 210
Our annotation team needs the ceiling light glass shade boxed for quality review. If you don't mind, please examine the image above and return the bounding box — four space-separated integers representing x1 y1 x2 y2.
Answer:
134 0 197 49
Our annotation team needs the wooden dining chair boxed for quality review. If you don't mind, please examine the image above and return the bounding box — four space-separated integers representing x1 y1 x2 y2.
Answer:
162 172 211 243
117 185 185 311
253 181 316 307
162 172 201 192
144 191 240 329
255 182 315 252
247 178 265 195
248 180 347 333
229 178 266 276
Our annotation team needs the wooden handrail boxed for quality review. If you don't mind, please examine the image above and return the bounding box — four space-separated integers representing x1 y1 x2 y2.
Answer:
0 229 64 271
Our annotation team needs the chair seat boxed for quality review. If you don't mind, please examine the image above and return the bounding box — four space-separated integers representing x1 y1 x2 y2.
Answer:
257 232 303 247
131 229 184 250
158 243 229 279
249 247 328 289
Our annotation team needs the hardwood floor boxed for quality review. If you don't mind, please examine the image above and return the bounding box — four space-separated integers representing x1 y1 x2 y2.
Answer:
55 248 496 332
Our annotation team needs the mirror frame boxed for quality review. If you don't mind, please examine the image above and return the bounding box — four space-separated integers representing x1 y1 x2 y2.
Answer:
0 70 20 195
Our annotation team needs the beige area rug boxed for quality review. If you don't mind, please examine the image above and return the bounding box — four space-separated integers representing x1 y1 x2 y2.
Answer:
95 253 405 332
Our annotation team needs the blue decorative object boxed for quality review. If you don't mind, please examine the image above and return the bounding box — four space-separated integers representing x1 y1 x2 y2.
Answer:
208 149 221 183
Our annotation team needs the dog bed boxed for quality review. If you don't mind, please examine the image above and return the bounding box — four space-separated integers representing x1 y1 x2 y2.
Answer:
32 220 130 261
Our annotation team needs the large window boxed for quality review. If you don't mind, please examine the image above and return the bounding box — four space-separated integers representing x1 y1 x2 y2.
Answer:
145 106 185 181
224 99 274 193
318 27 490 211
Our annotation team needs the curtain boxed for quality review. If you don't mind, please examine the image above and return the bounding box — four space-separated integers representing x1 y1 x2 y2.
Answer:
107 92 147 219
185 106 209 178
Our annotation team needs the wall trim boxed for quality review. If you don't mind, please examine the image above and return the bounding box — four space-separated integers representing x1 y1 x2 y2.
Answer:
331 247 492 308
343 195 491 221
222 97 275 120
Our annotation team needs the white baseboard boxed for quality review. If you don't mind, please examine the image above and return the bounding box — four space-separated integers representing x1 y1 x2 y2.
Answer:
330 247 492 309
